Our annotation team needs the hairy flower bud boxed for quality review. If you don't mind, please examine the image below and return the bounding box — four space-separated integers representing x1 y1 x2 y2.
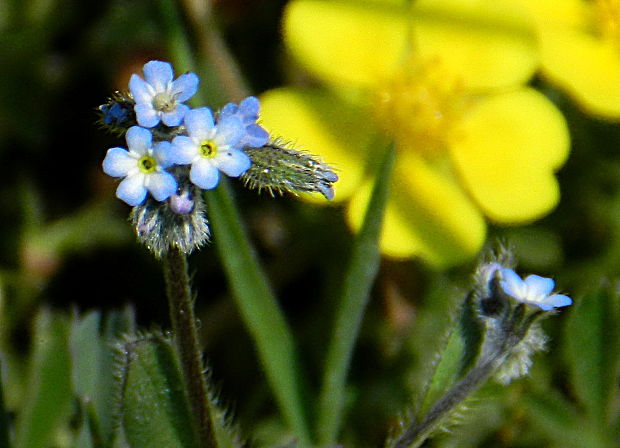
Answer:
130 177 210 257
97 91 137 134
241 138 339 200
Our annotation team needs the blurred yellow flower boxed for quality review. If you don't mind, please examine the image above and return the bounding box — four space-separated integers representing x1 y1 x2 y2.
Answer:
260 0 570 267
517 0 620 118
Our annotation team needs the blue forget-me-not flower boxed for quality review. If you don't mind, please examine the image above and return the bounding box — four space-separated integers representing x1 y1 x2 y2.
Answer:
500 268 572 311
219 96 270 148
129 60 199 128
103 126 177 206
169 107 251 190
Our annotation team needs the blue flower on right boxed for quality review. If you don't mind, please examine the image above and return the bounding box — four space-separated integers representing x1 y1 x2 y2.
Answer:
219 96 270 148
500 269 572 311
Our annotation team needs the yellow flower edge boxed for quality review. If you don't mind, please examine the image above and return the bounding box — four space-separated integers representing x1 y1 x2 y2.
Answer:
284 0 410 88
450 88 570 223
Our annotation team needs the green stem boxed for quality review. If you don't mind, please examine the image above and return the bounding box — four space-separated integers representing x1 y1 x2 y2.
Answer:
391 304 537 448
163 247 215 448
316 145 396 445
160 0 312 441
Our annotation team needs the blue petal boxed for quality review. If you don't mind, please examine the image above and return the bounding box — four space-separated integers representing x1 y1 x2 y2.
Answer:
161 104 189 127
190 159 220 189
117 174 147 206
134 104 160 128
220 102 238 118
143 60 173 91
215 116 244 148
126 126 153 155
241 124 270 148
153 141 174 168
524 275 555 297
237 96 260 122
500 268 525 299
184 107 215 140
129 74 153 104
172 72 199 102
147 171 177 201
544 294 572 309
214 149 251 177
103 147 136 177
170 136 199 165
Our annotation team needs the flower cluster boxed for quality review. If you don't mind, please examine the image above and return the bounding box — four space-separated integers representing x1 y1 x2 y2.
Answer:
98 60 338 256
102 60 262 207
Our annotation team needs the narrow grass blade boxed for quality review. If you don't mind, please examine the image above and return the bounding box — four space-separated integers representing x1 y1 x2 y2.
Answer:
204 180 312 445
316 145 395 445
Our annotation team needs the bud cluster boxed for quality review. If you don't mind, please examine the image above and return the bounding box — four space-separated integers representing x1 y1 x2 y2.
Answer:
98 60 338 256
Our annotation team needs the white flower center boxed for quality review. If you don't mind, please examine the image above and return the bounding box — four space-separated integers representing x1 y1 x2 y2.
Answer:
152 91 177 113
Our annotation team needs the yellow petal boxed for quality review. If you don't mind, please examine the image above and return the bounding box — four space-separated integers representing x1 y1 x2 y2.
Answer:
517 0 589 30
540 31 620 118
283 0 410 88
411 0 539 89
259 87 375 202
450 88 570 223
347 152 487 267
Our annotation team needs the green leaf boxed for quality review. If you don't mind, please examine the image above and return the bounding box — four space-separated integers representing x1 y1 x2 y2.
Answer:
14 309 72 448
70 308 135 446
564 284 620 424
114 333 199 448
418 293 483 417
315 145 395 445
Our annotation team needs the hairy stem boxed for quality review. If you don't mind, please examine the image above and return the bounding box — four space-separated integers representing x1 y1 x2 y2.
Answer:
391 306 533 448
163 247 215 448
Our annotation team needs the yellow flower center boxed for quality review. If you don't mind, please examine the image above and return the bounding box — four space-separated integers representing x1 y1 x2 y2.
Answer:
152 92 177 113
595 0 620 45
200 140 217 158
138 155 157 173
374 58 469 158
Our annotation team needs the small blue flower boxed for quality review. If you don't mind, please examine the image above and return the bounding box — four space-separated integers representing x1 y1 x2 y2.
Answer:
499 269 572 311
129 60 199 128
169 107 251 189
219 96 269 148
102 126 177 206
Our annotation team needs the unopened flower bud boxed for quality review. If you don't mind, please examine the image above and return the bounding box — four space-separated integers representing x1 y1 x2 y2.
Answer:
130 182 210 257
241 138 339 200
